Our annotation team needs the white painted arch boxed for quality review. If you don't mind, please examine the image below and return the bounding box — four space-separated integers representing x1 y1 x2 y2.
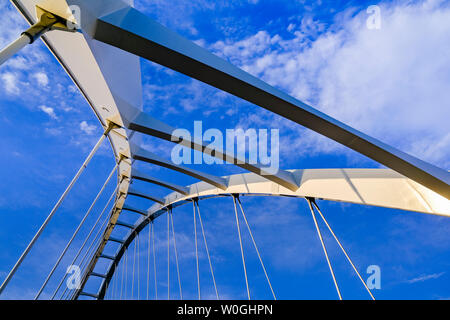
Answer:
140 169 450 220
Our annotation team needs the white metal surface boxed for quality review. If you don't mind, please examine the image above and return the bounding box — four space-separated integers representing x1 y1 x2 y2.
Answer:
0 34 30 66
11 0 140 190
145 169 450 217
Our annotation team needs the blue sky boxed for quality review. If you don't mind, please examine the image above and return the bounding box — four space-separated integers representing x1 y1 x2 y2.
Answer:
0 0 449 300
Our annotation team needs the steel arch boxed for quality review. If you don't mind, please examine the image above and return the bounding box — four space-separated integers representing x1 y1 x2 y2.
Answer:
8 0 449 300
94 168 449 300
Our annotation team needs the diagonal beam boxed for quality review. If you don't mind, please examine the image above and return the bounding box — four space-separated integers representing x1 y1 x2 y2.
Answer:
128 186 165 205
93 7 450 199
131 168 189 196
115 221 134 229
119 102 298 191
131 143 228 190
122 204 148 216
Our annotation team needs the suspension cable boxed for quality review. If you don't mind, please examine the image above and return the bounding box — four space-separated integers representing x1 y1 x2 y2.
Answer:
193 201 201 300
195 201 219 300
125 244 129 300
64 208 113 301
52 185 118 299
147 222 151 300
121 247 125 300
35 163 118 299
0 125 114 296
64 213 111 301
311 200 375 300
167 209 170 300
132 232 137 300
152 221 158 300
137 233 140 300
307 198 342 300
108 263 115 300
232 196 250 300
170 209 183 299
236 197 276 300
64 227 105 301
113 262 118 300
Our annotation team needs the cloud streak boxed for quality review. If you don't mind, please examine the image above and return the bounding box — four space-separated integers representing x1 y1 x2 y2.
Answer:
406 272 445 284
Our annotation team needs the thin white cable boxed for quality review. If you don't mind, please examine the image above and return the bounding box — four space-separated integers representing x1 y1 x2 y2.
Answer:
237 198 276 300
233 196 250 300
0 129 111 296
170 209 183 299
64 216 110 301
132 233 137 300
35 163 118 300
193 201 201 300
113 262 118 300
137 233 140 300
51 185 118 299
68 205 120 301
152 222 158 300
307 198 342 300
108 265 113 300
125 245 129 300
120 247 125 300
312 201 375 300
59 201 114 300
111 263 117 300
195 201 219 300
167 209 170 300
147 222 151 300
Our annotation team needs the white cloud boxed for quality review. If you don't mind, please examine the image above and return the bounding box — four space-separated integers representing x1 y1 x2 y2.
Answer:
44 127 62 136
32 72 49 87
39 105 58 120
209 0 450 168
407 272 445 284
80 121 97 135
4 56 29 70
1 72 20 95
0 2 27 49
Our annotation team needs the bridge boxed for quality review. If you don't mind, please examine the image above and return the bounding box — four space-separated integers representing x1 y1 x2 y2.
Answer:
0 0 449 300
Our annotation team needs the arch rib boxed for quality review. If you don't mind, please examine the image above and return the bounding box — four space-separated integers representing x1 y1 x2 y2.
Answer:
131 143 227 190
131 168 189 196
87 168 450 299
128 186 165 205
120 103 298 191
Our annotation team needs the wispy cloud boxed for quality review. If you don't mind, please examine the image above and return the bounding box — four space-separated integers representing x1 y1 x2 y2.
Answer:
406 272 445 284
39 105 58 120
206 0 450 168
33 72 49 88
1 72 20 95
80 121 97 135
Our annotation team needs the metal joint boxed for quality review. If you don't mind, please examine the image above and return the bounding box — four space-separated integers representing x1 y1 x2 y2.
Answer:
22 12 60 44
